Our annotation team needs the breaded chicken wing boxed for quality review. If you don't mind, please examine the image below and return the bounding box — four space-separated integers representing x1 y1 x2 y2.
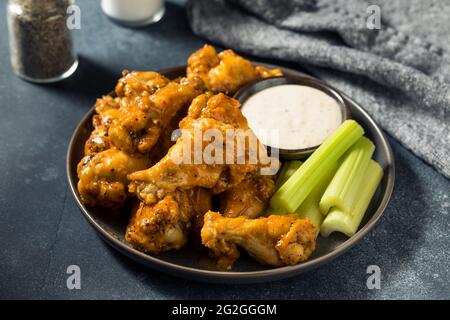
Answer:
201 211 317 269
187 45 282 95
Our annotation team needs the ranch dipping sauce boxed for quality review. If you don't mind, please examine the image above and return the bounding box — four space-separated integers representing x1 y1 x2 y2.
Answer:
241 84 343 150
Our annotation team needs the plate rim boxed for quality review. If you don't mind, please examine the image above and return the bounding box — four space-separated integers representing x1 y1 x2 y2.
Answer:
66 63 395 283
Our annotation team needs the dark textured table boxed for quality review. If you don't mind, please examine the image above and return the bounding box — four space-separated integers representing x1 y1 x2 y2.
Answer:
0 0 448 300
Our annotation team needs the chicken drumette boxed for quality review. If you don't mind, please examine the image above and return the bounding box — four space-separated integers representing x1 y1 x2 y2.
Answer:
201 211 317 269
187 45 282 95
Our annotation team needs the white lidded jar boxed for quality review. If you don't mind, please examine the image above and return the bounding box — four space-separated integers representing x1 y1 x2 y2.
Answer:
101 0 165 26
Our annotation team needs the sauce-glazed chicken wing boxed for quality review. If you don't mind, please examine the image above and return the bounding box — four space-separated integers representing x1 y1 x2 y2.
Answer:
84 96 122 156
220 175 275 219
74 45 319 268
77 72 205 208
201 211 317 269
126 191 193 254
187 45 282 95
126 188 211 254
85 72 172 156
108 72 205 155
128 93 275 205
77 149 150 209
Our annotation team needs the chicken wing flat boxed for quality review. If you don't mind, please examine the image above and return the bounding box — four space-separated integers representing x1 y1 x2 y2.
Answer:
126 188 212 254
187 45 282 95
220 175 275 219
77 148 150 208
128 93 275 205
201 211 317 269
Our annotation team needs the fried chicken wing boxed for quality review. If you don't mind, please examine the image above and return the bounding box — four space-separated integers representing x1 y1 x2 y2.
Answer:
125 191 193 254
77 148 150 208
189 188 213 243
187 45 282 95
108 73 205 155
74 46 319 268
255 65 283 79
125 187 212 254
128 93 275 205
78 73 205 208
201 211 317 269
84 96 123 156
85 72 172 156
115 71 170 99
84 120 111 156
220 175 275 219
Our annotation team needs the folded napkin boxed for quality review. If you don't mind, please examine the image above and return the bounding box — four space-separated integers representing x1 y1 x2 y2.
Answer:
187 0 450 178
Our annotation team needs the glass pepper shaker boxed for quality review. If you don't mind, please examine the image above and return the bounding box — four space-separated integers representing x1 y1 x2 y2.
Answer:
7 0 78 83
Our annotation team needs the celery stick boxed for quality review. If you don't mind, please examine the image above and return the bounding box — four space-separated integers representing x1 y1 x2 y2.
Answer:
297 161 339 231
275 161 302 190
266 161 303 216
268 161 337 234
319 137 375 215
268 160 338 236
270 120 364 212
320 160 383 237
263 206 287 216
298 201 323 232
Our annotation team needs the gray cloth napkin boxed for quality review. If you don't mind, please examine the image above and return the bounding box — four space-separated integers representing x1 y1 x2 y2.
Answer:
187 0 450 178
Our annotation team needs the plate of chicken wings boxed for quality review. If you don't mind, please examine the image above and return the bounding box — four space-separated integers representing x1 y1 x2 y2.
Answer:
67 45 394 283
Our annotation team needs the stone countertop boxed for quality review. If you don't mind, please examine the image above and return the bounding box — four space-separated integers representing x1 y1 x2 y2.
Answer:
0 0 448 299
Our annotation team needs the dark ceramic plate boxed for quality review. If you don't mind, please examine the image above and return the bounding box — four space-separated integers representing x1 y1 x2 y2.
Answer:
67 64 395 283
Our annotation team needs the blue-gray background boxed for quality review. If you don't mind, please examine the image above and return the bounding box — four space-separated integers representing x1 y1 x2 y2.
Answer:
0 0 448 299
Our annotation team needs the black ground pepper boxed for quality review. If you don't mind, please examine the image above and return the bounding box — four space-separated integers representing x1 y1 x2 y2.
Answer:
7 0 77 82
